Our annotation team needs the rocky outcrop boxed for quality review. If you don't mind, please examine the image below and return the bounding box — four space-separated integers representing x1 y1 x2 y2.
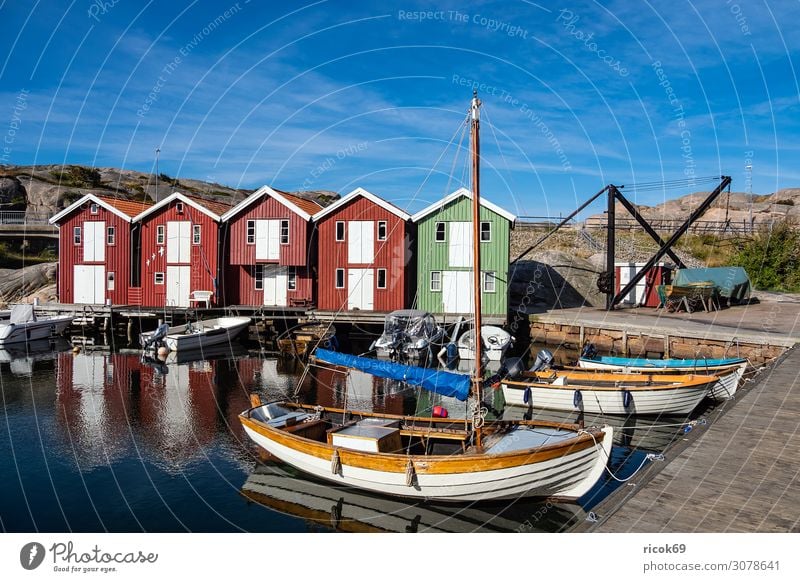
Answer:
0 262 57 306
0 175 27 208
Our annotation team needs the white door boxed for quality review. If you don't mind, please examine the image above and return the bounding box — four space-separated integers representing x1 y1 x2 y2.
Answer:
73 265 105 303
263 266 288 306
448 222 472 267
348 221 374 264
442 271 473 313
167 221 191 263
255 220 280 260
348 268 374 310
83 221 105 262
166 265 191 307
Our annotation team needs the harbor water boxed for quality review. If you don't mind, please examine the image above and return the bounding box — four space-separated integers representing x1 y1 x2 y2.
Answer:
0 338 715 533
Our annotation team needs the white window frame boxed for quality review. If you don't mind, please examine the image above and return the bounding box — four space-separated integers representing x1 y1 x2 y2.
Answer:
192 224 201 245
377 220 387 241
287 266 297 290
280 219 290 245
106 226 115 246
482 271 497 293
335 221 345 242
154 272 165 285
377 268 387 289
107 271 115 291
254 265 264 290
73 226 81 245
430 270 442 292
156 225 165 245
90 203 99 215
480 221 492 242
246 220 255 245
335 268 345 288
176 202 184 214
435 221 446 242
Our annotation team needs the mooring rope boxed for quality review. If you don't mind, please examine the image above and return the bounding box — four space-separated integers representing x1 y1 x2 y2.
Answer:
579 429 665 483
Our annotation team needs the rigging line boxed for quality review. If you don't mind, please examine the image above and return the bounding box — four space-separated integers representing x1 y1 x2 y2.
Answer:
481 105 516 194
443 119 469 197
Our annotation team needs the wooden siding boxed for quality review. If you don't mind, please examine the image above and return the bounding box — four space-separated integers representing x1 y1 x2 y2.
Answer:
415 196 510 316
316 195 410 312
225 265 314 306
55 204 132 305
138 199 222 307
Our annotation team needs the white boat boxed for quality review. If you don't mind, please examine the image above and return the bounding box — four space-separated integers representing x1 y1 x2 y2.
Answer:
0 304 73 345
140 316 251 352
457 325 513 361
502 369 717 415
239 93 614 503
577 349 747 400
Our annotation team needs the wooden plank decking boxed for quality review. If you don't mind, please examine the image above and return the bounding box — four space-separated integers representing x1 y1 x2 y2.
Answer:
586 345 800 532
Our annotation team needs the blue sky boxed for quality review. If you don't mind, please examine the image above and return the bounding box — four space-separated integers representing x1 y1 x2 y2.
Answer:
1 0 799 218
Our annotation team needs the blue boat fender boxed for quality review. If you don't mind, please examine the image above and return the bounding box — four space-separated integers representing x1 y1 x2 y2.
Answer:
622 389 633 409
523 387 532 405
573 389 583 408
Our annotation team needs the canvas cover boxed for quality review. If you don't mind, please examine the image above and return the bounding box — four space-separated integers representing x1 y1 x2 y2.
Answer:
673 267 751 301
315 348 471 401
10 304 36 324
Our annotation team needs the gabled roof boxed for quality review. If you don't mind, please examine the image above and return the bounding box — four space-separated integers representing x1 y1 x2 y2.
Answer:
311 187 411 222
133 192 232 222
49 193 152 224
220 185 323 222
410 187 517 223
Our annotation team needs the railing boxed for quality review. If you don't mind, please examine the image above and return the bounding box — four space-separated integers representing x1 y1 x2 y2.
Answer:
584 217 760 235
0 211 53 225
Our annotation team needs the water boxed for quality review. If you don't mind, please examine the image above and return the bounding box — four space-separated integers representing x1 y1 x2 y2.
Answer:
0 338 710 533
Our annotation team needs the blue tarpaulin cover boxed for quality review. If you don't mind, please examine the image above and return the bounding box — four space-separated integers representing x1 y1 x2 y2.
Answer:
314 348 472 401
673 267 751 301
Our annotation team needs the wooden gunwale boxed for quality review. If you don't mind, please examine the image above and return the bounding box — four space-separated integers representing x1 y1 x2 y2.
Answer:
239 412 604 474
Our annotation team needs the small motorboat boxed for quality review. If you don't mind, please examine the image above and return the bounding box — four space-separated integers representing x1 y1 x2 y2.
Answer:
139 316 251 352
457 325 513 361
277 322 336 359
372 310 445 360
0 304 73 345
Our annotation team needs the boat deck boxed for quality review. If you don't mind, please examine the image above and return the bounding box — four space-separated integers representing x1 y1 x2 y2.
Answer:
580 345 800 532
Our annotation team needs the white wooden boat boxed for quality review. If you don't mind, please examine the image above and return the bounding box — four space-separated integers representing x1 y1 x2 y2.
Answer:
577 353 747 400
140 316 251 352
457 325 513 361
502 370 717 415
239 93 613 503
0 305 73 345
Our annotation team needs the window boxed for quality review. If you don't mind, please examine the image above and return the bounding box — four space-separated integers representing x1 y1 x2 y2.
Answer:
335 221 345 241
90 203 99 214
377 221 387 241
73 226 81 245
480 221 491 242
192 224 201 244
377 268 387 289
254 265 264 290
107 272 115 291
287 267 297 290
483 271 496 293
176 202 184 214
156 225 165 245
435 222 446 242
154 272 165 285
430 271 442 292
280 219 290 244
335 268 345 288
246 220 255 244
106 226 115 245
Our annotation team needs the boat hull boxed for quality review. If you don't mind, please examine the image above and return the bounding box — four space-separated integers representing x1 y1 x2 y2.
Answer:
502 381 710 415
577 360 746 400
240 412 612 502
141 317 251 352
0 316 72 345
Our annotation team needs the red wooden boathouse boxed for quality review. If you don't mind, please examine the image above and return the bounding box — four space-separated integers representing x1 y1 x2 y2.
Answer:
221 186 322 307
313 187 412 312
49 194 152 305
133 192 231 308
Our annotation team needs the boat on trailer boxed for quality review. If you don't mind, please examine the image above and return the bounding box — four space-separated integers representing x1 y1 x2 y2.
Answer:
140 316 251 352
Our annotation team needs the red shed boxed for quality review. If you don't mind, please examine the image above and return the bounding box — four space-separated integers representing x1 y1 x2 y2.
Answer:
133 192 231 308
221 185 322 307
313 187 411 312
49 194 152 304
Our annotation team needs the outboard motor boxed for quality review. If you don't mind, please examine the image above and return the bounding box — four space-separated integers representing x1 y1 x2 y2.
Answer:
580 342 598 360
529 349 554 372
142 322 170 350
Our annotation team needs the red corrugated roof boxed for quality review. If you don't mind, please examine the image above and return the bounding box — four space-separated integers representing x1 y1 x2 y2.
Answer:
184 194 233 217
277 190 323 215
96 195 152 218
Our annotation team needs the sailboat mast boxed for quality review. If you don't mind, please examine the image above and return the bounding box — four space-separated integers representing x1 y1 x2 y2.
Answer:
470 90 483 446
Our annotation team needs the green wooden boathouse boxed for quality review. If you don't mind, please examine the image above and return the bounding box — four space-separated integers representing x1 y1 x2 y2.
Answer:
411 187 516 319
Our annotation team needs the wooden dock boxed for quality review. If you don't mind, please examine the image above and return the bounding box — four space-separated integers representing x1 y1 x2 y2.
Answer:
580 345 800 532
